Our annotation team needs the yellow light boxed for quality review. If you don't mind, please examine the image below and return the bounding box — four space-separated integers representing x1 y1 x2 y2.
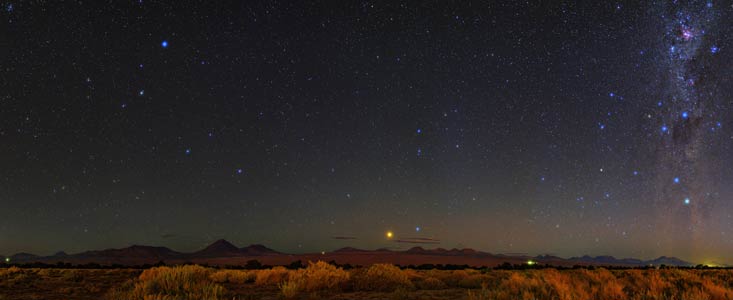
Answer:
527 260 536 265
4 258 8 263
386 231 394 239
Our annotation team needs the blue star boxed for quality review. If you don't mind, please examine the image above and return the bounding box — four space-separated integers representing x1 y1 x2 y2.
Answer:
599 123 605 130
633 171 639 176
707 1 713 8
711 46 719 54
661 125 669 133
236 168 243 174
540 176 546 182
416 128 422 134
417 148 422 156
415 226 421 232
657 101 663 107
161 40 169 48
681 111 689 119
139 64 144 69
184 148 191 155
609 92 615 97
6 3 12 12
138 90 145 96
684 197 690 205
674 177 680 184
717 122 722 128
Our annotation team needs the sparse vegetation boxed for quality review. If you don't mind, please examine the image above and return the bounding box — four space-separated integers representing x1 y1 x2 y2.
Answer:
3 264 733 300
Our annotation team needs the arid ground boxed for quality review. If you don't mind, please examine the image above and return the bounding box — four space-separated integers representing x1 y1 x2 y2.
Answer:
2 263 733 300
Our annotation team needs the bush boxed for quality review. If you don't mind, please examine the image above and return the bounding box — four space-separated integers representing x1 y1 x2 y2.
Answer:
279 280 300 299
209 269 255 284
416 277 447 290
254 266 290 286
278 261 350 298
104 265 226 300
353 264 413 292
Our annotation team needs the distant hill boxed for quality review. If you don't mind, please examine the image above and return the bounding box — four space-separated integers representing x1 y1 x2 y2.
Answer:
3 240 693 267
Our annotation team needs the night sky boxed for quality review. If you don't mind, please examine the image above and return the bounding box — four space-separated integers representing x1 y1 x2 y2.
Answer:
3 1 733 264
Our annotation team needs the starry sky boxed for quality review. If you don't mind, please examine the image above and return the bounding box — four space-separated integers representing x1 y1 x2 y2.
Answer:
2 1 733 264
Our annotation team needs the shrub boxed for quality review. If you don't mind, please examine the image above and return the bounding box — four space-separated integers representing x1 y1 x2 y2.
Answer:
467 282 491 300
416 277 447 290
104 265 226 300
209 269 254 284
254 266 291 286
277 261 350 298
279 280 300 299
353 264 413 292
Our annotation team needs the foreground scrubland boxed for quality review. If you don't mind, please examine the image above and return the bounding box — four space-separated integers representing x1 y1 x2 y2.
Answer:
2 263 733 300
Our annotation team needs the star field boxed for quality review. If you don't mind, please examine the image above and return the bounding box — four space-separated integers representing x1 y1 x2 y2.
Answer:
2 1 733 264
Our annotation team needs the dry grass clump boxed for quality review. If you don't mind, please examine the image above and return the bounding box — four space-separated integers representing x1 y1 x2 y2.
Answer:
0 266 22 278
278 261 350 298
105 265 226 300
254 266 290 285
209 269 255 284
415 276 447 290
353 263 414 292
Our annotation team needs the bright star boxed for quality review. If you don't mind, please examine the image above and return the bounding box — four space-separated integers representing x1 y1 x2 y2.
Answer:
386 231 394 239
236 169 243 174
674 177 680 183
415 226 421 232
661 125 669 133
684 198 690 205
681 111 689 119
138 90 145 96
416 128 422 134
711 46 719 54
185 148 191 155
161 40 169 48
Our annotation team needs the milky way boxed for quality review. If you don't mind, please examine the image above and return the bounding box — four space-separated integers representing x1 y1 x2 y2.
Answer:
647 1 731 261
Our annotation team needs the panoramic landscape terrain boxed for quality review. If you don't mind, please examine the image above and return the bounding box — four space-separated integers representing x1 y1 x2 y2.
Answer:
5 0 733 298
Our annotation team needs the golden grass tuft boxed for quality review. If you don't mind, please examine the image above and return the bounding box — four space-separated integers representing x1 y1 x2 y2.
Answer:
105 265 226 300
209 269 255 284
278 261 350 298
353 263 414 292
254 266 291 286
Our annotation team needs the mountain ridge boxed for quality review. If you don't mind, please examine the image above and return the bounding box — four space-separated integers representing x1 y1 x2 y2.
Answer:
2 239 695 267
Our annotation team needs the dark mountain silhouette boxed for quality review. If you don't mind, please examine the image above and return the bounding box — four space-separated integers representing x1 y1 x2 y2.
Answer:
52 251 68 257
192 239 241 257
10 253 39 261
647 256 691 266
80 245 181 260
4 242 693 267
567 255 691 267
240 244 279 255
